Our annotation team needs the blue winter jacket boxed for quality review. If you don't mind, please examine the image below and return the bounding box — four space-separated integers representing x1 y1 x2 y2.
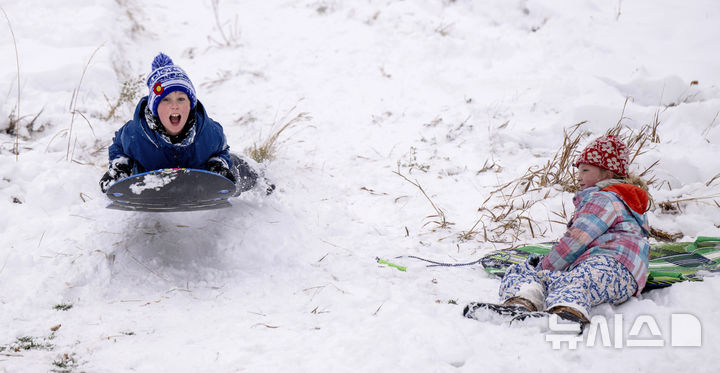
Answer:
108 97 232 173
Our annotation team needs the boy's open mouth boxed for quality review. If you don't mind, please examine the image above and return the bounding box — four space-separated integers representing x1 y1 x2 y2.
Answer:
169 114 182 125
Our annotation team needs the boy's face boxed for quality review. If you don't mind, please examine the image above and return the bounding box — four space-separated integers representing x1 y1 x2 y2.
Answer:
157 91 191 136
576 163 614 190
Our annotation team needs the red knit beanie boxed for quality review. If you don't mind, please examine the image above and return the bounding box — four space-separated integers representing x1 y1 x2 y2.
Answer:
574 135 629 177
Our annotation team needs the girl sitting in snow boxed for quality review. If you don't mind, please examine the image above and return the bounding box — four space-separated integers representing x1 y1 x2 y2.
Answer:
99 52 258 194
466 135 651 324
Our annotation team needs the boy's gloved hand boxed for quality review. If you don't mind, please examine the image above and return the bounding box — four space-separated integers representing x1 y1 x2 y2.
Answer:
207 159 236 183
99 162 132 193
527 254 544 269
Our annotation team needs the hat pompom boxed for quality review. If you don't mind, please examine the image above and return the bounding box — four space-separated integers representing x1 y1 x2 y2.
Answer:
151 53 174 71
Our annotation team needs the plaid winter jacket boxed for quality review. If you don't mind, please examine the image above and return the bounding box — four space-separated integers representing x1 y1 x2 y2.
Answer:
540 182 651 293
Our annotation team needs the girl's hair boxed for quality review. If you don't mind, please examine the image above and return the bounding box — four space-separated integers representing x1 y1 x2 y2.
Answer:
614 172 648 192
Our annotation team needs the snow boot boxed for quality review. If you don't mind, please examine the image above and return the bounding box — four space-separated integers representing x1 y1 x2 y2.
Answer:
463 302 533 322
547 306 589 324
509 306 588 333
502 296 538 312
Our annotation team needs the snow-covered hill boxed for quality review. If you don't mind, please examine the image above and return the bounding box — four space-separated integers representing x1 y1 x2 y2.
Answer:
1 1 719 371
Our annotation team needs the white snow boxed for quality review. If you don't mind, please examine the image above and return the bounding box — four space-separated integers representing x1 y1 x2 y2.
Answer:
1 0 719 372
128 173 177 195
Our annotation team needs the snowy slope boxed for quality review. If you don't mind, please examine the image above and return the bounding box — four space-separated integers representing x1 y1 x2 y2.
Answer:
1 0 719 372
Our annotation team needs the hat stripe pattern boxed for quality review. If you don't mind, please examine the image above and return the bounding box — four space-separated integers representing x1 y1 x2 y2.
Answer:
146 53 197 116
574 135 629 177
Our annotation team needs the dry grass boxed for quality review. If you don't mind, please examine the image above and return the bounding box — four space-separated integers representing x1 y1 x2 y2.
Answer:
5 109 45 137
208 0 241 48
657 193 720 214
701 111 718 139
492 121 589 198
707 173 720 187
115 0 151 40
459 189 549 244
394 165 453 231
1 6 20 159
103 73 144 121
399 146 431 173
200 70 234 90
476 159 502 174
461 105 664 245
508 102 662 194
66 44 103 161
1 8 48 154
606 99 661 168
653 172 720 239
649 227 683 242
245 110 311 163
434 22 454 37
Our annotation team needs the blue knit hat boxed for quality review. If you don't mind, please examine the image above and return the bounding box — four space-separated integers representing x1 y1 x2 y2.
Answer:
146 53 197 116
